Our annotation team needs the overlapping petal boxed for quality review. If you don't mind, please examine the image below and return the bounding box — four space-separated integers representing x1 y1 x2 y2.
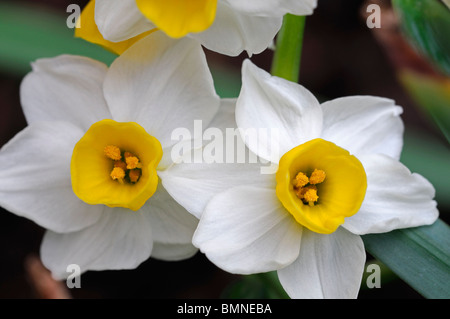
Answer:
90 0 318 56
138 184 199 261
103 32 220 150
160 99 273 218
0 122 103 233
142 184 198 246
20 55 111 131
320 96 404 159
343 154 439 235
191 2 282 56
236 60 322 163
41 206 153 279
278 227 366 299
95 0 154 42
193 185 302 274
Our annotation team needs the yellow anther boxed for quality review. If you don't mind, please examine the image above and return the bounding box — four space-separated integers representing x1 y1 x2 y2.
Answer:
126 156 142 169
310 169 326 185
303 187 319 205
110 167 125 182
129 169 141 183
294 172 309 188
104 145 122 161
296 185 317 199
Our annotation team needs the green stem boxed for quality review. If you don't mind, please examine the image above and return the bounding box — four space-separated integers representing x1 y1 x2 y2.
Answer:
270 14 306 83
255 272 290 299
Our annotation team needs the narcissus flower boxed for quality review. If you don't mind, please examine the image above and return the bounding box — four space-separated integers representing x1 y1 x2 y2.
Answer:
0 33 219 279
76 0 317 56
164 60 439 298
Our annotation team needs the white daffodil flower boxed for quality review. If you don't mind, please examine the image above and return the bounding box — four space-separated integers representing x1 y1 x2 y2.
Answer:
0 32 220 279
76 0 317 56
163 60 439 298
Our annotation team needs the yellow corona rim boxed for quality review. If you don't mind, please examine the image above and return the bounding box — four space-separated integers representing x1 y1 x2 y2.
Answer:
135 0 218 38
71 119 162 211
276 138 367 234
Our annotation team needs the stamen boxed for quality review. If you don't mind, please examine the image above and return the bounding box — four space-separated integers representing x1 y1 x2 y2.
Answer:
296 185 317 199
293 169 326 206
310 169 326 185
129 169 141 183
105 147 142 184
303 187 319 205
110 167 125 183
126 156 142 169
104 145 122 161
294 172 309 188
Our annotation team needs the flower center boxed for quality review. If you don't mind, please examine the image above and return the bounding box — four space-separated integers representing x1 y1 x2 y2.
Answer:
293 169 326 206
71 120 162 211
276 138 367 234
104 145 143 184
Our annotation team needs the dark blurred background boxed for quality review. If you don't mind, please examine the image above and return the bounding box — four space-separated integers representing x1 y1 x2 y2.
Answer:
0 0 447 299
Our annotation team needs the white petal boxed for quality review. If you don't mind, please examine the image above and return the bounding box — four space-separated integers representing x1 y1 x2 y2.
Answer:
207 98 238 131
151 242 198 261
95 0 154 42
0 122 104 233
320 96 404 160
160 98 275 218
236 60 322 163
190 2 282 56
142 183 198 245
160 162 272 219
20 55 111 131
104 32 220 149
223 0 317 16
156 98 237 170
193 186 302 274
343 154 439 235
278 227 366 299
41 207 153 280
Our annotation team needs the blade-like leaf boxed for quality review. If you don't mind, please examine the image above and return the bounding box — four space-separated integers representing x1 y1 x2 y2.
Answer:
0 2 116 74
362 219 450 299
392 0 450 77
401 128 450 208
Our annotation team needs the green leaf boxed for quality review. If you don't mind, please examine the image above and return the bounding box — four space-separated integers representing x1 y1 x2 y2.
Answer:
401 128 450 208
221 272 289 299
392 0 450 76
0 2 116 75
362 219 450 299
